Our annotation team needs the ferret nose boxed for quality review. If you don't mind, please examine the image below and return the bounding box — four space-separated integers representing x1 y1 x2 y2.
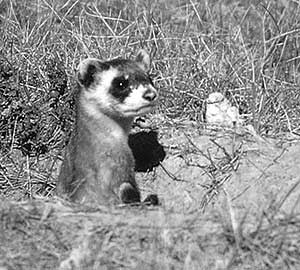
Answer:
143 88 157 102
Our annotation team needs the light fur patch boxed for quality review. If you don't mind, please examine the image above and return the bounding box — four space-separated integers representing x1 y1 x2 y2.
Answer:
118 84 157 116
82 67 119 118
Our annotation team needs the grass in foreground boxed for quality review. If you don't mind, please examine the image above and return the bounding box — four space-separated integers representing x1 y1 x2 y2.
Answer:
1 183 300 269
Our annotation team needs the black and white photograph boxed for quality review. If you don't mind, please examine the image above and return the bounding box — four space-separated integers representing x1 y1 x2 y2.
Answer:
1 0 300 269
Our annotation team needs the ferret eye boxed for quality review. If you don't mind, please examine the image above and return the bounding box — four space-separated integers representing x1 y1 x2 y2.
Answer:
114 76 129 91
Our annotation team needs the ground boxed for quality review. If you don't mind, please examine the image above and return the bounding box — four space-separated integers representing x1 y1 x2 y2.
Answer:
1 119 300 269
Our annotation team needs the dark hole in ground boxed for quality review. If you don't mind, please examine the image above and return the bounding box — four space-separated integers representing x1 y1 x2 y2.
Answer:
128 130 166 172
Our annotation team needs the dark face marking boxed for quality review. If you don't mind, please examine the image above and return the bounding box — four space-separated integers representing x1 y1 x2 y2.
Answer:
77 60 110 89
107 59 154 103
112 75 129 91
78 63 97 88
110 75 131 102
109 72 153 102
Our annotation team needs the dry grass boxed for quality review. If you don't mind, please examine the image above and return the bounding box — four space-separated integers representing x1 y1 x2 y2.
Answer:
1 0 300 269
1 185 300 269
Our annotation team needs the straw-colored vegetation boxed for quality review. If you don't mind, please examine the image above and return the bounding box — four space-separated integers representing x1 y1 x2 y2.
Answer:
1 0 300 269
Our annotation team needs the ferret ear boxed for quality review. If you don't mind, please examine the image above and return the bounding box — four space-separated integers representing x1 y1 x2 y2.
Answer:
135 49 151 72
77 58 108 88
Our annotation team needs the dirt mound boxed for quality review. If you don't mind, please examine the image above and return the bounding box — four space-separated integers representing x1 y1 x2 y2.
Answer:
155 125 300 215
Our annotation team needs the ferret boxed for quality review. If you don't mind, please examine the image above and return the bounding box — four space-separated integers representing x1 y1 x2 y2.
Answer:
56 50 159 205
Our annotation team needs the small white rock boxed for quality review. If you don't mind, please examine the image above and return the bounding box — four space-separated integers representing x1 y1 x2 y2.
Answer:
206 92 242 127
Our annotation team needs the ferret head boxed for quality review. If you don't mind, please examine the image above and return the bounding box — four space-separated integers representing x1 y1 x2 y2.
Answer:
77 50 158 119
